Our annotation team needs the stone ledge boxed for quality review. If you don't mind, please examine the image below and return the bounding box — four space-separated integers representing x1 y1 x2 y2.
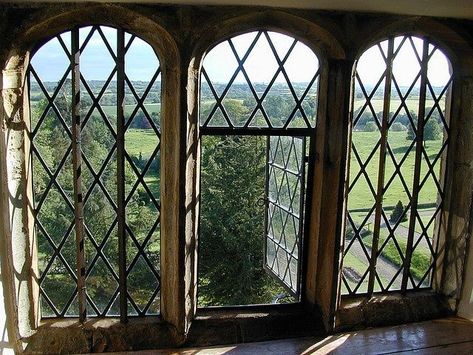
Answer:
335 291 454 332
23 317 176 354
186 304 325 347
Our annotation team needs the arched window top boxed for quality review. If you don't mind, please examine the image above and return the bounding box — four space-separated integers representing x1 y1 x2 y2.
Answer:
200 30 320 131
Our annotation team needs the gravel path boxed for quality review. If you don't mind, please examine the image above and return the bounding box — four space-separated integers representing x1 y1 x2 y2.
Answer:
347 241 402 290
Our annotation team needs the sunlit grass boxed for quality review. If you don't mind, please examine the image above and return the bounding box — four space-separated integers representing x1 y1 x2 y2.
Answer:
348 131 444 211
125 128 160 158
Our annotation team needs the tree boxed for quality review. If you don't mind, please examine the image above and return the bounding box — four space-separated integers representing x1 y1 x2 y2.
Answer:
129 111 152 129
198 135 284 306
33 82 161 314
406 123 415 141
364 121 378 132
424 118 442 141
390 200 407 223
391 122 407 131
265 95 292 125
406 117 442 141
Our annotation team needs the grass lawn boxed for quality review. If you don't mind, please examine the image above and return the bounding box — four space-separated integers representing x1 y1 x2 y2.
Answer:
124 128 161 198
348 130 444 212
125 128 160 158
341 250 391 294
364 229 432 282
353 98 444 114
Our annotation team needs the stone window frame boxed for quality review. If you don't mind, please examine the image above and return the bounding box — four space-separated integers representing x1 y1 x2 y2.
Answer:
0 4 472 353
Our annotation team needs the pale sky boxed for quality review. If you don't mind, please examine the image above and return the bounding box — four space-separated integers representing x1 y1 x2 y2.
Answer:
31 28 451 88
31 26 159 82
356 37 451 87
203 31 319 84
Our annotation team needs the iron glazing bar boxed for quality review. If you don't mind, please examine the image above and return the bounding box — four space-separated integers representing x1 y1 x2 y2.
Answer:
402 39 429 292
71 27 87 322
367 38 394 296
117 27 128 322
295 136 307 297
263 135 271 274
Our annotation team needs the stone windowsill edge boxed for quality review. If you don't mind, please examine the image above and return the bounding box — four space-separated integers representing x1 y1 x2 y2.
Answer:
185 304 326 347
21 316 178 354
335 291 454 332
21 305 325 353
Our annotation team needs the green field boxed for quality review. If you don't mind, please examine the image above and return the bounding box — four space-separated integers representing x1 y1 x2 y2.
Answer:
125 128 160 199
102 103 160 118
353 98 444 113
347 130 444 215
125 128 160 157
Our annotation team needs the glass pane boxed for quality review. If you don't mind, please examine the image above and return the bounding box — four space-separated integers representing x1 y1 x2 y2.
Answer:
124 34 161 315
30 26 161 318
265 136 305 295
200 30 320 129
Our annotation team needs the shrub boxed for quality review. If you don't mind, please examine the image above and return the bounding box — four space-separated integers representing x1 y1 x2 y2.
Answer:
390 200 407 223
364 121 378 132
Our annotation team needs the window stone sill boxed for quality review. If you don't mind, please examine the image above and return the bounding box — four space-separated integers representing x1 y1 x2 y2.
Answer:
186 304 325 347
23 316 176 354
336 291 454 332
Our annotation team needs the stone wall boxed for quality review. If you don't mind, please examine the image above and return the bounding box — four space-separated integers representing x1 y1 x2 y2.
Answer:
0 3 472 353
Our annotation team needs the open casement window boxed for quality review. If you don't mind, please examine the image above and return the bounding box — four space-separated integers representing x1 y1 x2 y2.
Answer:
264 135 307 297
198 30 319 306
28 25 161 320
341 35 452 296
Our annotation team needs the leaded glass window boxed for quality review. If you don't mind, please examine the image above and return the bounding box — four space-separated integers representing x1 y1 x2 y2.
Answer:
29 26 161 319
198 30 319 306
341 36 452 296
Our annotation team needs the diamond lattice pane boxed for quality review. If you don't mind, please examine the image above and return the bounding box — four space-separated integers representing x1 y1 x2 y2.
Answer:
30 36 71 98
342 210 375 295
30 26 163 318
86 257 119 315
392 37 423 97
344 80 381 295
127 256 160 314
124 36 161 314
40 257 77 317
344 35 453 295
200 31 319 129
30 33 78 317
80 26 117 95
265 136 304 294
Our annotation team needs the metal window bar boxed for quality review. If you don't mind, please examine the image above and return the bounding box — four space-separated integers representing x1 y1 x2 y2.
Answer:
117 27 127 322
401 39 429 292
367 38 394 297
71 26 87 322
